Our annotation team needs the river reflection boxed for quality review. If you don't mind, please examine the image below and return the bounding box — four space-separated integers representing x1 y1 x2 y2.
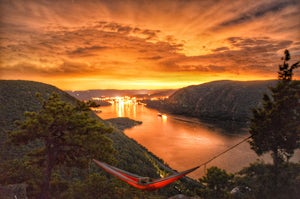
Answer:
98 103 297 179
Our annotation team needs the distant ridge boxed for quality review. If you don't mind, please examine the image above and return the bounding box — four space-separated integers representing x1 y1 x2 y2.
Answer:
66 89 176 100
145 80 277 122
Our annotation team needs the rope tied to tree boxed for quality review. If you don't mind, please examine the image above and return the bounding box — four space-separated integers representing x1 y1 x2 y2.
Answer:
198 135 253 172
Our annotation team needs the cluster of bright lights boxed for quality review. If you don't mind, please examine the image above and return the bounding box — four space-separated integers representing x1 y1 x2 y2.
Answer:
92 96 138 105
92 95 169 103
114 96 137 105
161 114 167 120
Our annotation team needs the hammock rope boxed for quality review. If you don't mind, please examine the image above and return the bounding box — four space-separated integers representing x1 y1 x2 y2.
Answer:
197 135 252 170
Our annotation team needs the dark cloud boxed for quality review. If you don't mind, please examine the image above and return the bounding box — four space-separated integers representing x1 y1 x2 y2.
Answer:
156 36 294 75
141 56 163 60
142 29 160 39
294 41 300 45
212 47 230 52
55 60 92 75
101 22 133 34
226 37 293 52
2 62 41 74
217 0 298 28
93 21 161 40
2 59 94 77
67 46 108 57
218 37 293 73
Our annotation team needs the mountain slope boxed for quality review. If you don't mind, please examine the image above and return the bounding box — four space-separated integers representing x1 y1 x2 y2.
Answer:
0 80 78 129
146 80 277 122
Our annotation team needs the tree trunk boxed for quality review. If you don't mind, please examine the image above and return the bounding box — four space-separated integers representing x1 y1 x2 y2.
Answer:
272 149 280 189
39 144 54 199
40 167 51 199
272 149 279 169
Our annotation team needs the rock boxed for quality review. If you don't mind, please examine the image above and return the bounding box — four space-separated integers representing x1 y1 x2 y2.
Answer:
168 194 201 199
0 183 28 199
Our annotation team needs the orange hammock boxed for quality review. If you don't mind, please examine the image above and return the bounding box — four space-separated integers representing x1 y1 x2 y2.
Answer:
93 159 199 190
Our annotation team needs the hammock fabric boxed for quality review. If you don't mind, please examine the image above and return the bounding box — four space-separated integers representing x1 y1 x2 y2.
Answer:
93 159 199 191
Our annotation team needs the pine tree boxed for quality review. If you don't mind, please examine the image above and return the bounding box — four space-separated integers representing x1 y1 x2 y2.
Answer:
8 93 115 199
198 167 233 199
249 50 300 167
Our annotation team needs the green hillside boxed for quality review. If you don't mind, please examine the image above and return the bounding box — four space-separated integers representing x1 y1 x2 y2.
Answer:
146 80 277 123
0 80 197 198
0 80 77 129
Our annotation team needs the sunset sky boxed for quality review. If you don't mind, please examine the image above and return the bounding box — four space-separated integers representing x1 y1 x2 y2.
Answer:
1 0 300 90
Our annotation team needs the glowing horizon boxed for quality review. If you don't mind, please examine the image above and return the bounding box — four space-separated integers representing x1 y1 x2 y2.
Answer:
1 0 299 90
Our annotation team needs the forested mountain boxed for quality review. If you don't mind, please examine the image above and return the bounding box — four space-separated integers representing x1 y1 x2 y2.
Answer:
0 80 196 198
146 80 277 122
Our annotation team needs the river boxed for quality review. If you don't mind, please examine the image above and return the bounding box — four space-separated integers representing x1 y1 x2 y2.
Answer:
97 102 298 179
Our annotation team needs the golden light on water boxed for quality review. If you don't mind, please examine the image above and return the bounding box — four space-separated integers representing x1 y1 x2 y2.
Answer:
110 96 138 117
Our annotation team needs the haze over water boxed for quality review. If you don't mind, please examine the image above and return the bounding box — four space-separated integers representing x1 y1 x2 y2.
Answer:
98 102 298 179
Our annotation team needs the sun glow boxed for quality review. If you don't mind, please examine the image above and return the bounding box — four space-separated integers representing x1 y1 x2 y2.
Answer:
1 0 299 90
